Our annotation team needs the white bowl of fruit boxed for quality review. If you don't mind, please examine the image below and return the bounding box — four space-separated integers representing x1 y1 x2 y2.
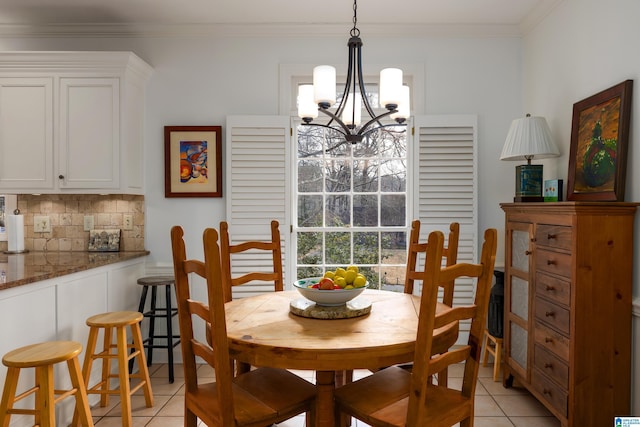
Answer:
293 266 368 306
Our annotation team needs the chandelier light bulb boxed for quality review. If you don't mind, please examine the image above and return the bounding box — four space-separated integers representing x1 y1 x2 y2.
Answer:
313 65 336 108
297 84 318 122
391 85 410 123
379 68 403 110
341 93 362 127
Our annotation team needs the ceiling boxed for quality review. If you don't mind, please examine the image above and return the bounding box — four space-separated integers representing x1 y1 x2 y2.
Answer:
0 0 561 33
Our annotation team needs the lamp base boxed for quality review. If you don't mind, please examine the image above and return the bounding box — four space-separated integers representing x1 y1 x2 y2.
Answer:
514 164 543 202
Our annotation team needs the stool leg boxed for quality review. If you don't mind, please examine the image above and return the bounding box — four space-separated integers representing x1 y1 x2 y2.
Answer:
35 364 55 427
68 356 94 427
165 284 175 383
131 322 154 407
147 286 158 366
130 285 150 374
482 331 490 367
116 325 133 427
493 340 502 382
100 326 114 407
0 367 20 427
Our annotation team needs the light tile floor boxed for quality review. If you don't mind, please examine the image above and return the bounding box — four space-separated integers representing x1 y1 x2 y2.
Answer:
91 362 561 427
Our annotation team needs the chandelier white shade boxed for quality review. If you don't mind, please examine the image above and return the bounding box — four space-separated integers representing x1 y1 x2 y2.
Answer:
297 0 410 144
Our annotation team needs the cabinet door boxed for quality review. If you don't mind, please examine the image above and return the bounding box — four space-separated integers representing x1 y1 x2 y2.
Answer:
58 78 119 189
0 78 54 190
505 220 533 381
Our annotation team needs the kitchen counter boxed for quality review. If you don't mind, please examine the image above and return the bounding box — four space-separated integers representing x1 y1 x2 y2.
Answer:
0 251 150 291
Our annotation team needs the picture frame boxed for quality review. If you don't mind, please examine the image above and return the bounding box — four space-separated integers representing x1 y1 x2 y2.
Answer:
0 195 17 242
88 229 121 252
567 80 633 201
164 126 222 198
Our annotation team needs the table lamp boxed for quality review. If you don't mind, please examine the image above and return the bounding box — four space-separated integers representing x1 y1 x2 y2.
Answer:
500 114 559 202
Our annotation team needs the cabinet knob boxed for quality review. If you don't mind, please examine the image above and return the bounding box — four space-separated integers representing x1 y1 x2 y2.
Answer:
544 363 553 369
545 337 553 343
547 233 556 240
546 259 556 266
525 250 532 256
58 174 65 180
545 285 555 291
543 388 552 396
545 311 555 317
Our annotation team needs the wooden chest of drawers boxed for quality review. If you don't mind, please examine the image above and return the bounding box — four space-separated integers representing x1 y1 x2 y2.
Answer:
501 202 637 427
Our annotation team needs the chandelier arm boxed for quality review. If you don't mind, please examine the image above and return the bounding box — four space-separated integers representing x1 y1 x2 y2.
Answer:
334 37 359 121
355 42 378 121
357 110 397 136
317 106 353 136
359 122 407 139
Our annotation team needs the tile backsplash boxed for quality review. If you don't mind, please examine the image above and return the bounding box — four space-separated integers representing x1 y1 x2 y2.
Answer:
0 194 145 252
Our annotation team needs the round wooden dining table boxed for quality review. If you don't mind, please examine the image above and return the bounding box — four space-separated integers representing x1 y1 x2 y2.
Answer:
225 289 458 427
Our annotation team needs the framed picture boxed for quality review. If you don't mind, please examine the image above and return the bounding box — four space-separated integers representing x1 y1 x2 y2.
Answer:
88 229 121 252
164 126 222 197
567 80 633 201
0 195 17 242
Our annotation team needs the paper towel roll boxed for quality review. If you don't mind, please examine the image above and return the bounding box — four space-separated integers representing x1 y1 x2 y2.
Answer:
7 214 25 252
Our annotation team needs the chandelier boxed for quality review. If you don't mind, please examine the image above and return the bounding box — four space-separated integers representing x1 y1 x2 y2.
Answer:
297 0 410 145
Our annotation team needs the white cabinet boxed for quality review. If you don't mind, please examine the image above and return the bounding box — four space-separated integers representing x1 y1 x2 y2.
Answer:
0 52 153 194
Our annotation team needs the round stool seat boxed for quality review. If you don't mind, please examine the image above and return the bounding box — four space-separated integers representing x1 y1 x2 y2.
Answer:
3 341 82 368
87 311 143 327
137 276 174 286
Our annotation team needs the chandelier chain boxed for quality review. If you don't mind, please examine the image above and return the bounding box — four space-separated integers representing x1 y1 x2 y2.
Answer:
350 0 359 37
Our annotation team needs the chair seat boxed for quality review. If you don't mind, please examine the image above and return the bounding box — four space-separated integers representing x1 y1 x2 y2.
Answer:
3 341 82 367
86 310 143 327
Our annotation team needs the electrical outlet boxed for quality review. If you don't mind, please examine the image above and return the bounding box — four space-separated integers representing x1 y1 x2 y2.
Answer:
83 215 94 231
123 214 133 230
34 215 51 233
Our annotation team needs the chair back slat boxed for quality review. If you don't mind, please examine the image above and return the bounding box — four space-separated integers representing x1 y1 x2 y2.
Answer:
220 220 284 302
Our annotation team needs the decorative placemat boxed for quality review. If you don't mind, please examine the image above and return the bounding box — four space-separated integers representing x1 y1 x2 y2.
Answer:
289 298 371 319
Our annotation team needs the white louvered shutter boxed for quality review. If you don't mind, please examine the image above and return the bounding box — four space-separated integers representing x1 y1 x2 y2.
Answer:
413 115 478 340
225 116 290 298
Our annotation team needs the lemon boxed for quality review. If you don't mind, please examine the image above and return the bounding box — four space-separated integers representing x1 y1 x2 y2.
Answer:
353 274 367 288
324 271 336 280
334 277 347 288
335 267 347 278
344 285 354 289
347 265 359 273
345 270 357 284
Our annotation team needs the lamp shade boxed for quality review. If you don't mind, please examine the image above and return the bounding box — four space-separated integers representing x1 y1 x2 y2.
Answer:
500 115 559 161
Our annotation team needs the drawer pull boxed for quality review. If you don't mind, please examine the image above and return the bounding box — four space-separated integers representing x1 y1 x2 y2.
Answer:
545 311 555 317
547 234 556 240
545 285 555 291
544 363 553 369
543 388 552 396
525 250 532 255
547 259 556 266
58 174 65 180
545 337 553 343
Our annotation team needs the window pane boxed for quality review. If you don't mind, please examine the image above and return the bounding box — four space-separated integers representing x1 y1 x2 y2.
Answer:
353 160 378 192
381 195 405 226
380 159 406 192
382 231 407 264
353 195 378 227
324 159 351 193
298 159 322 192
297 266 323 280
354 232 379 265
298 126 325 158
380 266 405 292
297 232 323 264
378 127 407 158
326 232 351 264
298 195 323 227
326 194 350 227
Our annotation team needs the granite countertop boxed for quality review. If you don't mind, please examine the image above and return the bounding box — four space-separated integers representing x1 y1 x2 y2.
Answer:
0 251 150 291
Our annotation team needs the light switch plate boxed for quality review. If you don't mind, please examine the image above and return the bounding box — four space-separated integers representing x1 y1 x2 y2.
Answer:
83 216 94 231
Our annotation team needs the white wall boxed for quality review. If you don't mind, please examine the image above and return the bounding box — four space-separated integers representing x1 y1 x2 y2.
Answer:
522 0 640 413
0 29 521 266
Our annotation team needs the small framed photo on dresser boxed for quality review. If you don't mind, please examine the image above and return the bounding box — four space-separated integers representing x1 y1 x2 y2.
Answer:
544 179 563 202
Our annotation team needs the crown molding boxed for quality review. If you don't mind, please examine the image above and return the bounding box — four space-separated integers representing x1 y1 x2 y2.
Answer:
0 22 524 39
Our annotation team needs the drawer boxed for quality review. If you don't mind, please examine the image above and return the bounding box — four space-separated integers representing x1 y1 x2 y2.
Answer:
534 345 569 389
535 248 572 279
535 297 570 335
532 368 568 417
535 322 569 361
535 224 572 251
535 272 570 307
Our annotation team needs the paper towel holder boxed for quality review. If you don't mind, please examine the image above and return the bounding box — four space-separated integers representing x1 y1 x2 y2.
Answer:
3 208 29 254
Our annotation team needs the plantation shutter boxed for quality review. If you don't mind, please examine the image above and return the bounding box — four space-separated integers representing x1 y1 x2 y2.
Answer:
413 115 478 339
225 115 290 298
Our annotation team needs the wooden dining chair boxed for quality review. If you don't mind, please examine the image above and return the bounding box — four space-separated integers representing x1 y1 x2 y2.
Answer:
170 226 316 427
219 220 283 303
334 228 497 427
401 220 460 386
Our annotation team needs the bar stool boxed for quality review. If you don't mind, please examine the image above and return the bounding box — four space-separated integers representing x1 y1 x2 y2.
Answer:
482 329 503 381
133 275 180 383
79 311 153 427
0 341 93 427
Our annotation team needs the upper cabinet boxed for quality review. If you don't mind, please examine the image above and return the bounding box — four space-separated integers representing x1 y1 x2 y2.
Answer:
0 52 153 194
